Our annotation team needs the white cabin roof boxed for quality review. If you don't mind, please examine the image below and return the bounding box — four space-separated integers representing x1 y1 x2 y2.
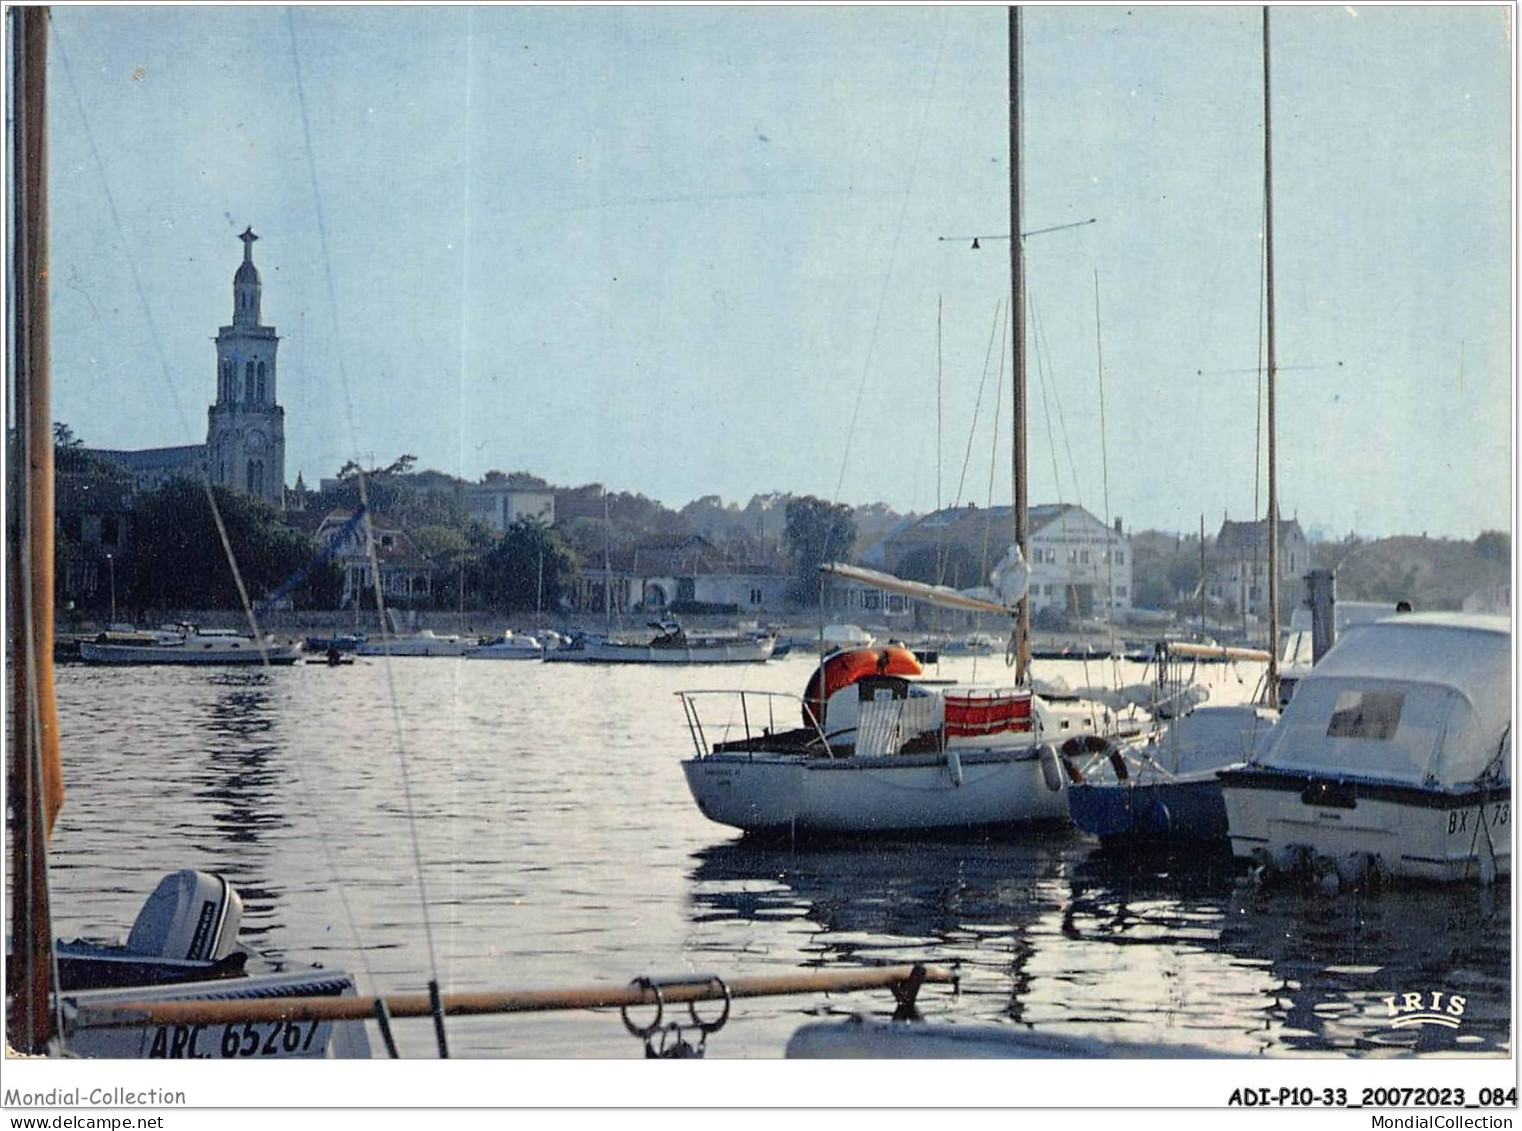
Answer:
1311 613 1508 686
1262 613 1510 787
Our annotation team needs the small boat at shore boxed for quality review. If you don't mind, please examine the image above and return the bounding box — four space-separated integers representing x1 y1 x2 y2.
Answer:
544 620 775 665
77 623 301 665
464 632 544 660
355 628 466 657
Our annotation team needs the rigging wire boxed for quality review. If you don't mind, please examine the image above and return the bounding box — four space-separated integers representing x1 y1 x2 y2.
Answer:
952 300 1004 511
1027 284 1103 727
49 16 385 1015
979 303 1010 585
1093 270 1121 680
831 11 949 507
286 11 446 1031
49 14 382 1003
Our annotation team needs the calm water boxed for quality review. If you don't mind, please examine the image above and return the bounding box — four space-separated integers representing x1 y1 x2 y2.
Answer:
45 653 1511 1059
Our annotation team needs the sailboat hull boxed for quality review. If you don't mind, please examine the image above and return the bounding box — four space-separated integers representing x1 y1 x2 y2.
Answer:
682 748 1067 834
1066 774 1230 844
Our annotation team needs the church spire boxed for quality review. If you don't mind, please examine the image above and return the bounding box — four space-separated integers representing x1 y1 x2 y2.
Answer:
233 225 262 326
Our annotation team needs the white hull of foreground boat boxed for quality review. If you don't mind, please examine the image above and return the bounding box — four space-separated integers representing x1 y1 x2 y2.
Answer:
682 747 1066 834
1219 772 1511 884
78 639 301 665
786 1016 1226 1058
61 969 372 1059
545 638 775 664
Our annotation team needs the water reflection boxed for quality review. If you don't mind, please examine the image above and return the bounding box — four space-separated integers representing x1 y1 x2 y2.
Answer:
1215 883 1510 1055
688 836 1512 1056
193 672 291 954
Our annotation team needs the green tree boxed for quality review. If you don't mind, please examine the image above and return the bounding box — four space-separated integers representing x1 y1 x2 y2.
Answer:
896 543 983 589
314 456 467 530
127 479 339 610
784 495 857 606
1475 530 1510 565
481 518 578 614
52 421 129 478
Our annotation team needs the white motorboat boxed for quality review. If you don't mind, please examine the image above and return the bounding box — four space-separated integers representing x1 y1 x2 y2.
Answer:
77 623 302 665
679 644 1125 834
1219 613 1511 885
938 632 1000 657
44 870 369 1058
544 620 775 665
464 632 544 660
356 628 466 657
1277 600 1402 707
817 623 875 651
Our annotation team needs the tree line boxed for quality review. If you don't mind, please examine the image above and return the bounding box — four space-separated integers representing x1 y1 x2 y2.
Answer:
54 430 872 615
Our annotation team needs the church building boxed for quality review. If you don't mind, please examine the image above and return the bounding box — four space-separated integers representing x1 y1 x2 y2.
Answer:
91 228 286 507
206 227 285 505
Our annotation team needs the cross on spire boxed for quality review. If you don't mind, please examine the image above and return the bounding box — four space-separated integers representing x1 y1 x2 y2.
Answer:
239 225 258 262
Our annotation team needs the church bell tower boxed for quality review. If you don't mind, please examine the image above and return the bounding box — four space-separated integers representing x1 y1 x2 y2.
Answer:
206 227 285 506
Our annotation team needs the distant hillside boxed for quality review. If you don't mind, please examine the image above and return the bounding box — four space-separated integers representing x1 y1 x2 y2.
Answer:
1310 533 1510 612
1127 528 1509 619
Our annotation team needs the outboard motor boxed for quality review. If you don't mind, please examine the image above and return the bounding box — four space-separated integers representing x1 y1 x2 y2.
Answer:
125 870 243 961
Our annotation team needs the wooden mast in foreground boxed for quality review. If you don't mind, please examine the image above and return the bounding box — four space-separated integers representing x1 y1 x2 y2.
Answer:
9 3 65 1055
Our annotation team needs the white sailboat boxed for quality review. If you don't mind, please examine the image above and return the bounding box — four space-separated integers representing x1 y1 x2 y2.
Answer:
677 11 1132 837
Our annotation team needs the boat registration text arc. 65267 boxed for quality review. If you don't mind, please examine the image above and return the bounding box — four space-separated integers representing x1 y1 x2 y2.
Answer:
147 1018 329 1058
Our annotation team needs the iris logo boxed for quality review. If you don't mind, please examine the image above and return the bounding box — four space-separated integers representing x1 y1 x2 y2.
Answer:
1382 991 1466 1029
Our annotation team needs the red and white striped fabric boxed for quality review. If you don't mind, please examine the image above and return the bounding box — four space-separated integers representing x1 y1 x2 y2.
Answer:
943 691 1033 737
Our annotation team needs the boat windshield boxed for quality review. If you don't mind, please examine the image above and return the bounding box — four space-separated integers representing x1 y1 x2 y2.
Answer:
1264 677 1466 786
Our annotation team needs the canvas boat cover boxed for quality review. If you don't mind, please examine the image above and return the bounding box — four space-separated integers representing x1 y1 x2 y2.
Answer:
1258 613 1510 789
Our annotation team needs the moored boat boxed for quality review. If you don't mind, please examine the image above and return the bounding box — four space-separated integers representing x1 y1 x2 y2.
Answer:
355 628 466 657
42 870 370 1058
679 644 1123 834
464 631 544 660
1064 702 1277 845
544 620 775 664
76 623 302 665
1219 612 1511 886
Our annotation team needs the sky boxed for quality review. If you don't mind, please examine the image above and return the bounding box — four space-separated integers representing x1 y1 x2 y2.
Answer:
38 4 1514 539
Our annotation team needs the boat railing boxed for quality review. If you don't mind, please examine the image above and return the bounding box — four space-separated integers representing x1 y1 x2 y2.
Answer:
676 690 830 758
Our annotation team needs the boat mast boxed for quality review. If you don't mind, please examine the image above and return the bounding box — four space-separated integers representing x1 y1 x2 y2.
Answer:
1008 5 1030 682
1262 6 1280 705
8 3 63 1054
